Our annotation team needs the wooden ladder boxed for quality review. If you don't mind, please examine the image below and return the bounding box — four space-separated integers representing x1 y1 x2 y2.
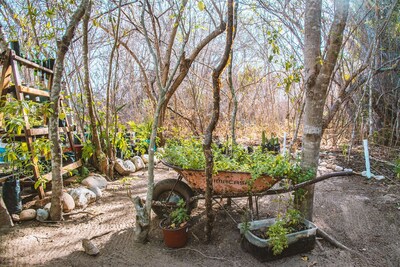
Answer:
0 49 82 198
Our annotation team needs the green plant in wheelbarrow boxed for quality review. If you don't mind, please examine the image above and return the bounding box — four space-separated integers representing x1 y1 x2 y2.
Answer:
159 199 191 248
152 137 308 219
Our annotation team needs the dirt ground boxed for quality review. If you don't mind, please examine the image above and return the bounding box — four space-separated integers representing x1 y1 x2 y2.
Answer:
1 150 399 267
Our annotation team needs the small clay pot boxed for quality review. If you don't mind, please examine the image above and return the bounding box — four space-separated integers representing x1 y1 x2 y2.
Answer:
160 219 189 248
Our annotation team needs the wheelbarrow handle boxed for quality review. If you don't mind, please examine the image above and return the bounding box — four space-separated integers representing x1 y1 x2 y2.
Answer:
262 171 354 196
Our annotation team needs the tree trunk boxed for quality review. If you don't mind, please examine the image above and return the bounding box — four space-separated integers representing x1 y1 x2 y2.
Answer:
300 0 349 220
0 23 8 52
105 0 122 179
131 196 150 243
137 0 226 243
50 0 89 221
0 193 13 228
133 93 165 243
203 0 234 242
229 1 239 146
82 1 107 174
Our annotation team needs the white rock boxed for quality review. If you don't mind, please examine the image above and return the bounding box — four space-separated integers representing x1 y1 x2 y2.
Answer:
62 192 75 212
154 155 160 164
132 156 145 170
124 160 136 173
36 208 49 222
82 174 108 189
11 214 20 222
44 202 51 212
374 175 385 180
68 187 97 208
82 239 100 256
344 168 353 172
141 154 149 164
20 209 36 221
334 165 344 172
319 161 328 167
377 194 399 204
115 158 129 175
318 166 329 173
88 186 102 199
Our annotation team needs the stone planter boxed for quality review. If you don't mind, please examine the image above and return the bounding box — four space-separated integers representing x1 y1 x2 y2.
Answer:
238 218 317 262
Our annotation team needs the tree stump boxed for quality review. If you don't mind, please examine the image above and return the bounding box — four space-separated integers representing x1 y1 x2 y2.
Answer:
0 194 14 228
131 196 149 243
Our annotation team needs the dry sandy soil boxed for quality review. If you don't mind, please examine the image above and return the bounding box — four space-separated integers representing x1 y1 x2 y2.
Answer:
1 151 399 267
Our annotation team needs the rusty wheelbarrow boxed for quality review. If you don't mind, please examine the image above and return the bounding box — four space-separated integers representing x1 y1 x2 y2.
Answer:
151 161 353 217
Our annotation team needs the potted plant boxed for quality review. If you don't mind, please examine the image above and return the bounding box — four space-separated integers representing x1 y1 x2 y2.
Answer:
261 131 280 153
159 199 190 248
238 206 317 262
9 41 21 56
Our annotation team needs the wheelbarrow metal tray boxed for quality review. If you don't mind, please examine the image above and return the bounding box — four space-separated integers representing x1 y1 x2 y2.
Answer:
162 161 280 195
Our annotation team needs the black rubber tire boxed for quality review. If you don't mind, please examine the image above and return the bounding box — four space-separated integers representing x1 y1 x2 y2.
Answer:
152 178 196 218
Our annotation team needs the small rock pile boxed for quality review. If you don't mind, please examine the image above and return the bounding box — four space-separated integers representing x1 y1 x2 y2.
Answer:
12 173 108 222
114 154 158 176
318 152 352 175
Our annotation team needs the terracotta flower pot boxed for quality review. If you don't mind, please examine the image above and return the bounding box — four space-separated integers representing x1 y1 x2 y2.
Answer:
160 219 189 248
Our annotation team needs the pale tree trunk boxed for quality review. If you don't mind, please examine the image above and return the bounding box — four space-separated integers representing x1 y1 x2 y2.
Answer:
82 2 107 174
203 0 234 242
300 0 349 220
50 0 89 221
0 23 8 52
228 58 237 144
134 0 226 243
229 1 239 145
134 1 169 243
147 104 164 200
105 0 122 179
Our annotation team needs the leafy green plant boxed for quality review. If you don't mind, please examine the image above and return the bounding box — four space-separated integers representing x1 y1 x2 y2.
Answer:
165 199 190 229
34 176 49 190
261 132 280 153
128 120 160 155
267 219 289 255
163 199 190 229
266 208 304 255
81 139 94 162
261 130 267 148
114 128 133 159
161 138 311 185
340 143 349 156
70 166 90 184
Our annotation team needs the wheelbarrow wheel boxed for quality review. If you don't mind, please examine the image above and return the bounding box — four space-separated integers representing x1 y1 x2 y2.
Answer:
152 178 197 218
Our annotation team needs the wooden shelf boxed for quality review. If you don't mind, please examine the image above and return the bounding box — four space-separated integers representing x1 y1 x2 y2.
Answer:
42 159 82 181
3 85 50 98
28 126 73 136
20 86 50 97
3 126 74 139
13 54 54 74
1 49 80 199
